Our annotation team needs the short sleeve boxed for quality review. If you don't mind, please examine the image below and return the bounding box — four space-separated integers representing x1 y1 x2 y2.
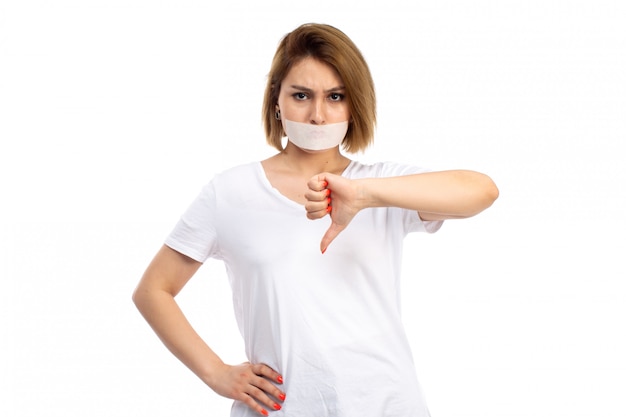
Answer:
164 182 220 263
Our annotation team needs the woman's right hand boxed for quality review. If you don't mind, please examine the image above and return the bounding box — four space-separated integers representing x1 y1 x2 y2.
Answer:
208 362 286 416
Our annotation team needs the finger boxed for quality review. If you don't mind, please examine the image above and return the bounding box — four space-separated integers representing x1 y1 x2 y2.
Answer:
304 187 331 202
321 221 344 254
251 364 286 402
307 175 329 192
228 378 270 416
305 197 331 219
245 384 283 413
239 392 271 416
251 363 284 384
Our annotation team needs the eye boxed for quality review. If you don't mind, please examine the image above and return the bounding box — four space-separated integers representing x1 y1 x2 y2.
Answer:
293 92 308 100
329 93 345 102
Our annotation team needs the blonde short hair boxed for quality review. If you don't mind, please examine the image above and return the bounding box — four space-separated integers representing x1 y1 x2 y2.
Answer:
262 23 376 153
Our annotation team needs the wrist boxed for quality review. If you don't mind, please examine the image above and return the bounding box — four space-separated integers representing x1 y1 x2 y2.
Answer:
355 177 382 210
199 356 227 389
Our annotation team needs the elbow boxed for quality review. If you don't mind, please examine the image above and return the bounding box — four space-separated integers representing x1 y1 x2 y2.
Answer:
475 173 499 214
132 284 150 312
132 285 158 319
458 171 499 217
484 175 499 206
131 286 142 309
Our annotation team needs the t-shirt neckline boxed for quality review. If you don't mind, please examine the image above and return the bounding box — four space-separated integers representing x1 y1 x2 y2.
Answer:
254 160 356 209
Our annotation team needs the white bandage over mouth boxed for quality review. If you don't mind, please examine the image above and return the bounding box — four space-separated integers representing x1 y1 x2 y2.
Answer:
284 119 349 151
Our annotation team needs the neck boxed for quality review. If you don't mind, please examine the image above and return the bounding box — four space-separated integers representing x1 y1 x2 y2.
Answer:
280 141 351 177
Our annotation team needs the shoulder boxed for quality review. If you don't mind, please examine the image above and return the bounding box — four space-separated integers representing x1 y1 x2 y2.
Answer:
202 161 263 191
203 161 270 206
344 160 432 178
192 162 261 202
213 161 260 182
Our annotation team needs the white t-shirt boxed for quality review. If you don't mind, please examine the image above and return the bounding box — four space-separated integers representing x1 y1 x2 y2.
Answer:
165 160 442 417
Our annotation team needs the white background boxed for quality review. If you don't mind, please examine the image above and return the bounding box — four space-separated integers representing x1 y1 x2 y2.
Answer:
1 1 625 416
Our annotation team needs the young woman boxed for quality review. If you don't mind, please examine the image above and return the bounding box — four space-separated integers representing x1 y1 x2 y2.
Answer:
133 23 499 417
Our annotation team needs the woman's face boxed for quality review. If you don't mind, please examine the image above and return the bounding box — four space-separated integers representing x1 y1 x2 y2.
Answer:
277 57 350 126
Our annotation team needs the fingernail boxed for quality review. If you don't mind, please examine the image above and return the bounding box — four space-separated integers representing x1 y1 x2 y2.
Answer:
326 206 332 213
325 189 331 196
326 197 331 204
279 393 286 401
321 247 327 254
323 181 328 187
273 403 282 410
261 410 269 416
277 375 283 384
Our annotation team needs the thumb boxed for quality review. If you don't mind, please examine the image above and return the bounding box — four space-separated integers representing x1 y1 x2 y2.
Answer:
320 222 345 254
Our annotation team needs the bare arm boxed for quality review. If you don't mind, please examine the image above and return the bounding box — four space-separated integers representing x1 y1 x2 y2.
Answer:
305 170 499 252
360 170 499 220
132 245 285 416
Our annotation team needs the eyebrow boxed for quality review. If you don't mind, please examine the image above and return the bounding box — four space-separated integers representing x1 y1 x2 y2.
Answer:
289 84 346 93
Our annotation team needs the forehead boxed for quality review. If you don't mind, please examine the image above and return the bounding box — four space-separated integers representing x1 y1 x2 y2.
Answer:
281 57 343 88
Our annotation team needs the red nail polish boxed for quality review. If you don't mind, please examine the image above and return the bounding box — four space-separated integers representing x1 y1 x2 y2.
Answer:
321 247 327 254
279 393 286 401
326 205 332 213
261 410 269 416
325 189 331 196
323 181 328 187
277 375 283 384
326 197 331 204
273 403 282 410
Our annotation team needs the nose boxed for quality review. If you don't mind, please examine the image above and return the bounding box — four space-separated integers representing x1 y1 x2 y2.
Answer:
310 98 326 125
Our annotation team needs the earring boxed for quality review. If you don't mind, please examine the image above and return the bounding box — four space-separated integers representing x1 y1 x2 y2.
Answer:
275 110 281 120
